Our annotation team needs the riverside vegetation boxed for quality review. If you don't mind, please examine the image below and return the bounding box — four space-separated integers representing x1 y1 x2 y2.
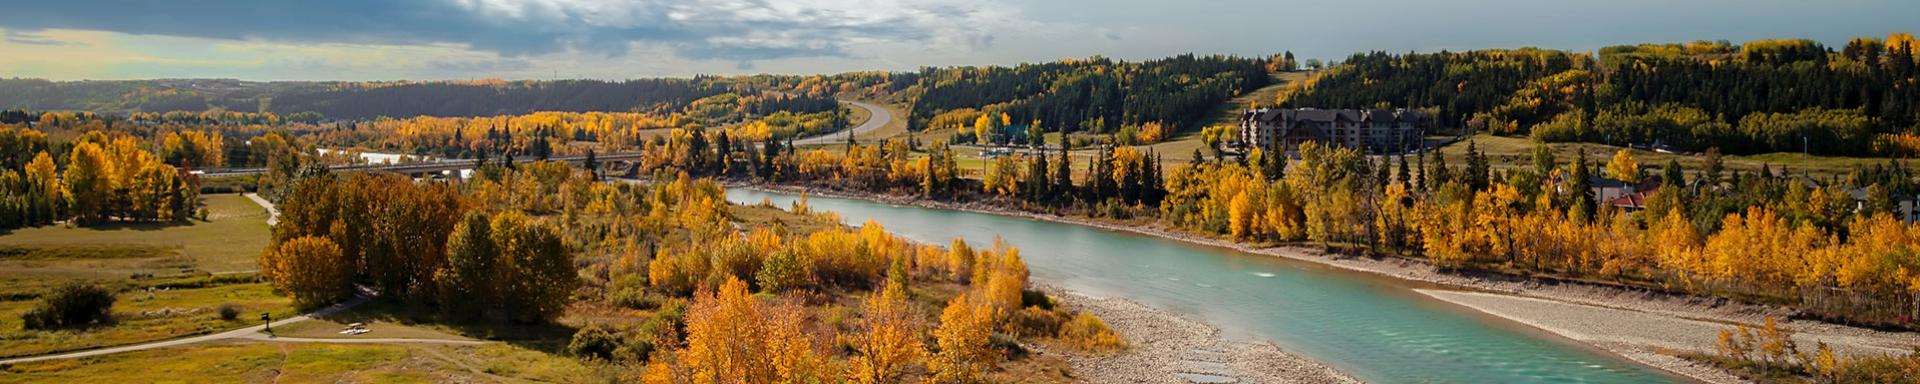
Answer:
6 33 1920 382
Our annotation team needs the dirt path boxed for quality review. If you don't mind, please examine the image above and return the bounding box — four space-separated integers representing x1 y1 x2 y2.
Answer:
244 192 278 226
0 294 479 365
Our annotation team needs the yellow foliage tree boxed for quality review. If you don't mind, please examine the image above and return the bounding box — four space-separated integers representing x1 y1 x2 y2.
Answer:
259 236 353 307
929 293 994 383
680 276 838 383
849 281 924 383
1605 149 1639 183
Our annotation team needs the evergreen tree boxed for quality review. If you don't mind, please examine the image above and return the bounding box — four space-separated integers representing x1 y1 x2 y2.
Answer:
1428 149 1452 187
1055 140 1075 202
1464 141 1490 191
1663 159 1685 188
583 149 600 181
1263 148 1287 181
1415 149 1428 191
1569 151 1596 222
1027 149 1051 203
1395 154 1411 188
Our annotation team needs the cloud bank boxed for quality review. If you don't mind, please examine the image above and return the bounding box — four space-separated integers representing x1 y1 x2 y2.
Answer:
0 0 1009 62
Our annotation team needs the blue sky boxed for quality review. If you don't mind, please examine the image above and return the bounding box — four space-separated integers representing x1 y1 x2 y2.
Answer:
1 0 1915 81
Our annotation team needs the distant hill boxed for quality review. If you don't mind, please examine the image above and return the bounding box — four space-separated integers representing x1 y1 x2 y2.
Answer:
0 78 725 121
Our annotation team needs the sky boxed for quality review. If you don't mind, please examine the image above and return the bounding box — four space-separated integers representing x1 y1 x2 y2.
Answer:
0 0 1916 81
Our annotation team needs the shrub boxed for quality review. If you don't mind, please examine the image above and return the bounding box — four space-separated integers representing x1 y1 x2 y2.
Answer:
987 332 1027 359
614 336 655 362
568 325 622 360
641 299 690 341
1010 306 1069 338
755 250 806 293
1058 312 1126 352
1019 289 1055 310
21 282 117 330
608 287 658 310
217 303 240 321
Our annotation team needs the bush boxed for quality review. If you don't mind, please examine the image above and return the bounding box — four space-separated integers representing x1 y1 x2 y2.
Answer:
755 250 806 293
988 332 1027 359
1010 306 1069 338
1058 312 1126 352
217 303 240 321
21 282 117 330
608 287 659 310
642 299 690 341
569 324 656 362
1020 289 1055 310
568 325 622 360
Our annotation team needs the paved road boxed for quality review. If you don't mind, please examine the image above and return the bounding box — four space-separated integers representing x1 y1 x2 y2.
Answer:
792 100 891 146
0 293 478 365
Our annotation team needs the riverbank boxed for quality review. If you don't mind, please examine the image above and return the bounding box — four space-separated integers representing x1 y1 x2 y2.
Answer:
1039 286 1358 384
732 182 1920 383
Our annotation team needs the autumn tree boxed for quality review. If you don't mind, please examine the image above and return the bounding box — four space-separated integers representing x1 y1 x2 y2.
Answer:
61 142 114 224
1605 149 1640 183
436 211 497 320
849 281 924 383
161 130 225 169
679 277 837 383
490 211 577 323
260 236 353 307
929 293 995 383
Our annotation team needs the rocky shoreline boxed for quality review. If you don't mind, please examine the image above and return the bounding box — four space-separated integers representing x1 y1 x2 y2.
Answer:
1038 286 1359 384
730 183 1920 383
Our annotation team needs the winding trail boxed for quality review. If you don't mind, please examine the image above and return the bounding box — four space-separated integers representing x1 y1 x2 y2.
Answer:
0 294 481 365
244 192 278 226
791 100 890 146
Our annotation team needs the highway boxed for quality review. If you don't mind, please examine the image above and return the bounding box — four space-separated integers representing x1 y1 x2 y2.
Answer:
791 100 891 146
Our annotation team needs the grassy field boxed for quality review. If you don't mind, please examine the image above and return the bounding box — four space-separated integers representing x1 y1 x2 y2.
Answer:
0 193 292 358
1432 133 1911 178
0 280 296 358
0 193 271 274
731 203 843 235
0 341 595 383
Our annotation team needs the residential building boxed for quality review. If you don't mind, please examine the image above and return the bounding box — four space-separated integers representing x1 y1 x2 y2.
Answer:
1238 108 1427 156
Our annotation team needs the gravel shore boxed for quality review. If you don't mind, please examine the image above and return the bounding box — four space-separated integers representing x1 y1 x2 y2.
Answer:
731 184 1920 382
1039 287 1358 384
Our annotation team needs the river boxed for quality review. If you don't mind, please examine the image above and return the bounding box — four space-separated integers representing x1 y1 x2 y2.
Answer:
726 189 1685 383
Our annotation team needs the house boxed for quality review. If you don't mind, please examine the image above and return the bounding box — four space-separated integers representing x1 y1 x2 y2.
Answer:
1573 175 1662 212
1238 108 1427 156
1848 187 1920 223
1606 184 1660 211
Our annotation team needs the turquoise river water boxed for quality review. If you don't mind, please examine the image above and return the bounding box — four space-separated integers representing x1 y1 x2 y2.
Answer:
727 189 1685 383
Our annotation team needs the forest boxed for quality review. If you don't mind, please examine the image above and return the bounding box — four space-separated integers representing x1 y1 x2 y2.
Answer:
1282 34 1920 156
0 77 845 122
907 54 1272 142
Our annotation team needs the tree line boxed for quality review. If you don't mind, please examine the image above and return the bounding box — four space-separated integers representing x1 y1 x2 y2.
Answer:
1284 34 1920 156
0 126 202 229
908 54 1273 140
